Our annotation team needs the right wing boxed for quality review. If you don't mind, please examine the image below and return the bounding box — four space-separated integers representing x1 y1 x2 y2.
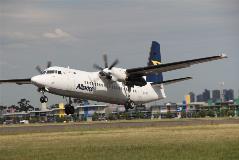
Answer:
126 54 227 77
0 78 31 85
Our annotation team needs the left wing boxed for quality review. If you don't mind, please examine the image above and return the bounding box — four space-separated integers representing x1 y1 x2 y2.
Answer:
0 78 31 85
126 54 227 77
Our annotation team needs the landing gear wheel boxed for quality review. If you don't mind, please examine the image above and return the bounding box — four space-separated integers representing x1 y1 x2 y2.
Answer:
129 101 135 109
124 100 135 111
69 105 75 114
40 96 48 103
65 104 75 115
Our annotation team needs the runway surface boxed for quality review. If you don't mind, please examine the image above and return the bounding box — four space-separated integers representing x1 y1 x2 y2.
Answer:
1 118 239 135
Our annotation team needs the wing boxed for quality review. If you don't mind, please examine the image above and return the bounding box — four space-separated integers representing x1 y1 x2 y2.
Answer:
0 78 31 85
126 54 227 77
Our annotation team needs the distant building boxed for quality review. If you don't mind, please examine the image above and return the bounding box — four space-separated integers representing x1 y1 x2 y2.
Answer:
224 89 234 101
212 90 220 102
202 89 210 102
196 94 203 102
189 92 195 102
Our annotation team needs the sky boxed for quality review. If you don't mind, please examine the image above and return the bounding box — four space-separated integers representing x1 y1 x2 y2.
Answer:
0 0 238 106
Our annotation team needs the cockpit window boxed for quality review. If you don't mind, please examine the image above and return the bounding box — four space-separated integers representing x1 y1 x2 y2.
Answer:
46 70 55 74
44 70 62 74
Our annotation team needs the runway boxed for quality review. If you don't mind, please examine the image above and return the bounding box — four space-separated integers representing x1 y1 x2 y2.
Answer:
1 118 239 135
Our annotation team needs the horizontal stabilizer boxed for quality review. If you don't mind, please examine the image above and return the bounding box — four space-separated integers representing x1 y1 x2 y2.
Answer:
151 77 192 86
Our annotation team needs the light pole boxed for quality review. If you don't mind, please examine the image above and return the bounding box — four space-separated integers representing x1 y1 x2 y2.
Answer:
219 82 224 117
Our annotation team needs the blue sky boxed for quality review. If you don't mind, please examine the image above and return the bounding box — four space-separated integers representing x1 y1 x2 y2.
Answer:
0 0 238 106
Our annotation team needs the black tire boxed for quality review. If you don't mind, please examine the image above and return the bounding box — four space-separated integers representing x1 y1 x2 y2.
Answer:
65 105 75 115
43 96 48 102
129 101 135 109
65 105 71 115
40 96 45 103
69 106 75 114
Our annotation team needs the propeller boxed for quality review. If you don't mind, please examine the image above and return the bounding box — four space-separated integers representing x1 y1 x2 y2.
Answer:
93 54 119 79
35 61 52 74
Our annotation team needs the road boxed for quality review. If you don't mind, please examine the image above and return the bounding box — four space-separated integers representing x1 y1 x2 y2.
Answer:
1 118 239 135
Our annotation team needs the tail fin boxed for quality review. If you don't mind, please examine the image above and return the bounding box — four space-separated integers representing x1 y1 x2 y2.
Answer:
146 41 163 83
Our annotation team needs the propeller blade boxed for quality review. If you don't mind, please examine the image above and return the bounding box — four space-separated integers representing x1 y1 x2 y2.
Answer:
36 66 43 74
47 61 52 68
109 59 119 69
93 64 104 71
103 54 108 68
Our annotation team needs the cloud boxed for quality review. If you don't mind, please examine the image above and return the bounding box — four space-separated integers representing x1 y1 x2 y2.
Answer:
43 28 71 39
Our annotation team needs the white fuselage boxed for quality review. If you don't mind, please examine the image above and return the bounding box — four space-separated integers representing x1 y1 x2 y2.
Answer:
31 66 166 105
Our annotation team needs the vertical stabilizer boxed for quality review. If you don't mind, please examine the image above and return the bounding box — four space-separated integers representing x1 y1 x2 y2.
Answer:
146 41 163 82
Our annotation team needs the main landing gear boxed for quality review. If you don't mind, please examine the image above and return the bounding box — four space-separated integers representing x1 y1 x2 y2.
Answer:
64 97 75 115
65 104 75 115
123 85 136 112
124 99 135 112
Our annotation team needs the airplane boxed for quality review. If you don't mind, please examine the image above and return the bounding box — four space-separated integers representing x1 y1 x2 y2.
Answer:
0 41 227 114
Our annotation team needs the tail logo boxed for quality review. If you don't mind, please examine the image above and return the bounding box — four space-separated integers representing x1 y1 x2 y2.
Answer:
151 60 161 65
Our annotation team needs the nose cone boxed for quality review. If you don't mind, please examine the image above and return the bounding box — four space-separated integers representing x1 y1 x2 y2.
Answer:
31 75 44 87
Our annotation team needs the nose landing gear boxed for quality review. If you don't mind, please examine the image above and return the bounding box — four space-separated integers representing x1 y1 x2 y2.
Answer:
38 88 48 103
40 95 48 103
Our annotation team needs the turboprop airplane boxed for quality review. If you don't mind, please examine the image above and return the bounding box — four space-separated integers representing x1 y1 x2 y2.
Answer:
0 41 227 114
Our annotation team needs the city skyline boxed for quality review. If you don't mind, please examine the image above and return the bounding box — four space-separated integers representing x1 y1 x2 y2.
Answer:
189 88 236 103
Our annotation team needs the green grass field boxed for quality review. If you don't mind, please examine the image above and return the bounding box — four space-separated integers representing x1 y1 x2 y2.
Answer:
1 123 239 160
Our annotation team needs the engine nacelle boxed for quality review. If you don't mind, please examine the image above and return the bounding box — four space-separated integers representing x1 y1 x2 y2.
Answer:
110 67 127 82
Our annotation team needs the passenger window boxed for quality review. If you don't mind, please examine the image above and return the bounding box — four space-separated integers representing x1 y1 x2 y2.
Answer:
58 71 62 74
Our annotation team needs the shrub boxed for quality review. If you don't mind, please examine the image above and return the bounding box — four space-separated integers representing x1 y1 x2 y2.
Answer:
92 112 99 121
227 110 235 117
207 110 215 117
198 110 206 118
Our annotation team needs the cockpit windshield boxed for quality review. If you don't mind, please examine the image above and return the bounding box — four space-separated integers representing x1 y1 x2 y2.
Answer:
43 70 62 74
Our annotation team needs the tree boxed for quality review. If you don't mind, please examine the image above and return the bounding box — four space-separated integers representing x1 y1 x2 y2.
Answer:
18 98 34 112
8 105 20 112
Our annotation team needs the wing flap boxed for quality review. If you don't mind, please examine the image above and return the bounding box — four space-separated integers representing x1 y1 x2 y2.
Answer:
127 54 227 77
0 78 31 85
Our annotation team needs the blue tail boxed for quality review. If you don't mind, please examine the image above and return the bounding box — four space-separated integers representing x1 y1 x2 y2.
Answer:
146 41 163 83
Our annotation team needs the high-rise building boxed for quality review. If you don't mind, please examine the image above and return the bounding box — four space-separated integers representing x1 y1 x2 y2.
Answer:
202 89 210 102
196 94 203 102
189 92 195 102
212 90 220 102
223 89 234 101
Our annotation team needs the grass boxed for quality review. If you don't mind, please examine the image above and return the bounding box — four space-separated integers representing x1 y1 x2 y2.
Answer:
0 124 239 160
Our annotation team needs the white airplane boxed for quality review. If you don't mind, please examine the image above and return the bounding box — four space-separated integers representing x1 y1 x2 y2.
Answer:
0 41 227 114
